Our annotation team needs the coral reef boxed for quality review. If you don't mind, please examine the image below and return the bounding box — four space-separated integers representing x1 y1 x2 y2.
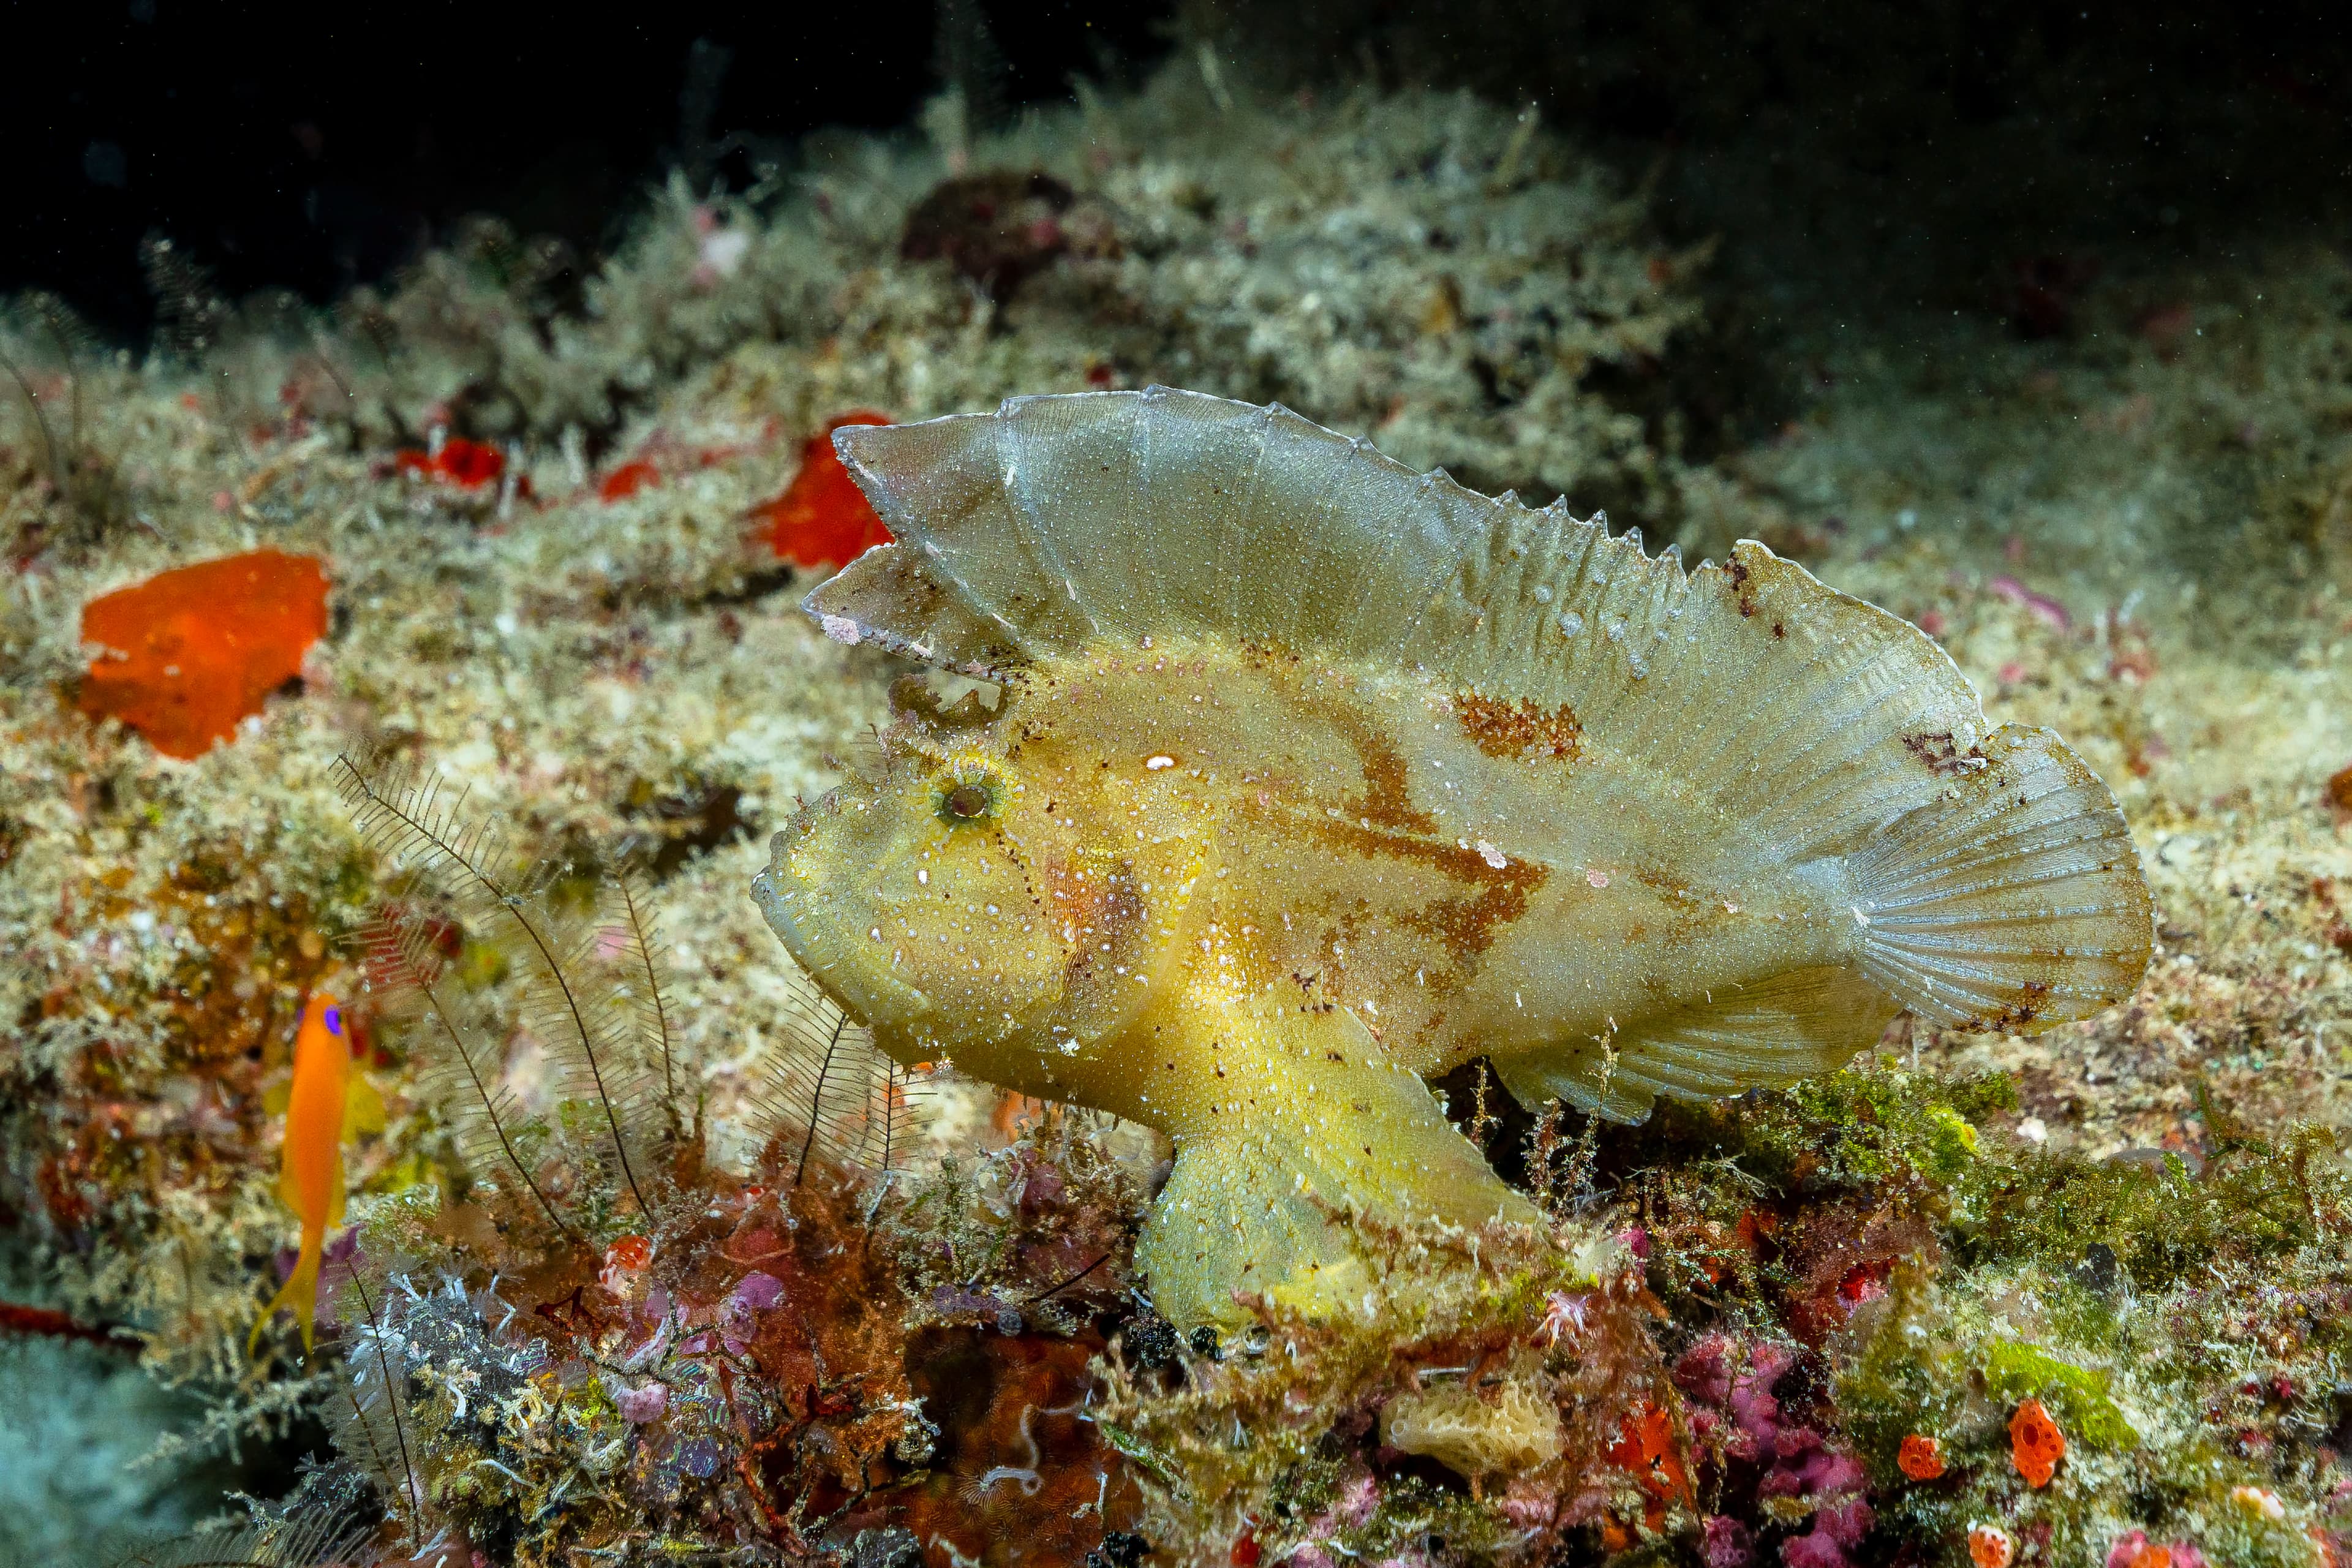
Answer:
4 30 2352 1568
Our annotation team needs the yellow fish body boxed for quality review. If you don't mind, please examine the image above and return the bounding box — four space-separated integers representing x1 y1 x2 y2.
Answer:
251 992 383 1354
755 388 2153 1327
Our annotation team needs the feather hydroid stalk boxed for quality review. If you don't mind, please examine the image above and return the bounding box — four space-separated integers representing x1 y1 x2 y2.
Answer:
335 752 663 1218
794 1014 854 1187
407 964 579 1241
341 1258 423 1554
105 1507 368 1568
873 1061 923 1176
749 955 925 1183
614 867 688 1147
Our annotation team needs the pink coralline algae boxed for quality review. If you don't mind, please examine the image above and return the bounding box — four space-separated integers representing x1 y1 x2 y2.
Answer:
1674 1334 1873 1567
616 1382 669 1423
1779 1496 1872 1568
730 1271 785 1311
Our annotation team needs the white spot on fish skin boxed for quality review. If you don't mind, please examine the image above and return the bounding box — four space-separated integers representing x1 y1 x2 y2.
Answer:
819 614 862 646
1851 905 1871 927
869 927 882 940
1587 869 1610 888
918 868 930 885
1605 617 1628 641
1532 584 1554 603
1558 611 1585 637
1475 840 1508 869
1146 754 1175 770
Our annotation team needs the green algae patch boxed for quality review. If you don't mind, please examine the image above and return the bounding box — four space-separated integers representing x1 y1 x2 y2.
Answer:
1980 1341 2138 1450
1953 1125 2345 1289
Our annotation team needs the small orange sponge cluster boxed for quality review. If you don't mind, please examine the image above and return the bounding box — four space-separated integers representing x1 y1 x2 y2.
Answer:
756 411 894 570
78 549 329 759
1897 1433 1947 1480
2008 1398 2066 1488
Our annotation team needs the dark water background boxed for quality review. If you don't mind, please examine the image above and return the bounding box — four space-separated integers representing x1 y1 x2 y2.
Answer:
9 0 2346 350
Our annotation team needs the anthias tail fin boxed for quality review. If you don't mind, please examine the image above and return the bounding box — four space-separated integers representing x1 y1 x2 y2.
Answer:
250 1237 324 1355
1137 1002 1542 1330
1849 725 2153 1032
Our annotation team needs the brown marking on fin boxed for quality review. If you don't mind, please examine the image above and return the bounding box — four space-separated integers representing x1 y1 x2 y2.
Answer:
1960 978 2053 1033
1629 863 1724 944
1727 555 1758 617
1455 692 1582 764
1901 731 1989 777
1316 695 1439 835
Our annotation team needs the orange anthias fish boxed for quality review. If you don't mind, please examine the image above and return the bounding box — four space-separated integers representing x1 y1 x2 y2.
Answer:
250 993 384 1354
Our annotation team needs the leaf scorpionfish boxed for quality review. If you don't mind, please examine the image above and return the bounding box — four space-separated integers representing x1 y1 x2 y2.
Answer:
754 386 2153 1327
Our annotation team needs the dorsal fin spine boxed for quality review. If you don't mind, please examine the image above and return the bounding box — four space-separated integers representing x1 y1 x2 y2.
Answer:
993 406 1103 641
1219 401 1277 635
888 491 1046 657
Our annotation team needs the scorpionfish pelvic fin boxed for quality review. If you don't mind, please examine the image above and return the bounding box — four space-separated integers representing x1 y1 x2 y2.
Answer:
1133 992 1544 1329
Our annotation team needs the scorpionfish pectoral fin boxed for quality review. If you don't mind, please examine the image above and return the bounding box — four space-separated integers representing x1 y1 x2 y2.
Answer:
1134 998 1543 1330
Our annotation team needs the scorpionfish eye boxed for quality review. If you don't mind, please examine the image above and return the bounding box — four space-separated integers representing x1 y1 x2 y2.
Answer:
935 768 1001 824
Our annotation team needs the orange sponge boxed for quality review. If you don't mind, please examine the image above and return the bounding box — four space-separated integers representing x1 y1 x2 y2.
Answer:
756 412 893 570
78 549 328 759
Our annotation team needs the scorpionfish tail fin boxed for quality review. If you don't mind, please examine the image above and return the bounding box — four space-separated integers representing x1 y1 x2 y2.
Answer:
1845 723 2153 1033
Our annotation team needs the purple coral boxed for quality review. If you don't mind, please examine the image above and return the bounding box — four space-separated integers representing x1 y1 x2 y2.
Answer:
616 1382 668 1423
731 1271 785 1311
